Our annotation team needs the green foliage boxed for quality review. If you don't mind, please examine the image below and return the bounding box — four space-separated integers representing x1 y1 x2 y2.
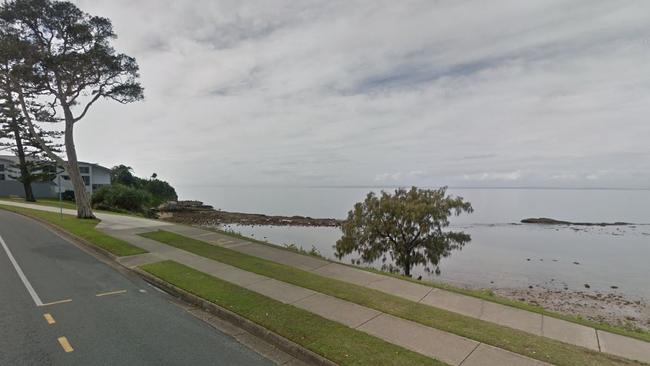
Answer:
1 0 145 218
92 184 152 213
60 190 75 202
110 165 138 186
336 187 473 277
0 0 144 106
139 178 177 206
108 164 177 207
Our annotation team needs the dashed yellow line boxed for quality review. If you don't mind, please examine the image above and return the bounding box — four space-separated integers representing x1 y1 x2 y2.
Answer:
57 337 74 353
43 313 56 325
96 289 127 297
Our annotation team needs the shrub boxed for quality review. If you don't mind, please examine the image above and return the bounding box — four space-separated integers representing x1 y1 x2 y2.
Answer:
92 184 152 213
60 190 76 202
140 179 177 206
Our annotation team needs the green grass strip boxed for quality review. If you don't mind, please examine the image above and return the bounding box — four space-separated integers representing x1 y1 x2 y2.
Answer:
0 204 147 257
141 260 447 366
213 226 650 343
140 230 645 366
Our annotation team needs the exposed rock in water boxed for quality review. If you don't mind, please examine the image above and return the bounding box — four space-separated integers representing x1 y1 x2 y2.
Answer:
521 217 631 226
157 200 341 227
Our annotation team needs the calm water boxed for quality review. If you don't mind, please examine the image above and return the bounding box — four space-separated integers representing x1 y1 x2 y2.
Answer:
176 186 650 298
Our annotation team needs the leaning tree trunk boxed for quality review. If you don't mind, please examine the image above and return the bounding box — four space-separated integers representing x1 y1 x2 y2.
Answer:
62 106 94 219
11 117 36 202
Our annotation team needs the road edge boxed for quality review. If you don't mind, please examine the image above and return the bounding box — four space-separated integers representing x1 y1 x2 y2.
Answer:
1 208 336 366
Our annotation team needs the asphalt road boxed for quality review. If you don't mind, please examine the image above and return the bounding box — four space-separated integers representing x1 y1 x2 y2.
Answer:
0 209 274 366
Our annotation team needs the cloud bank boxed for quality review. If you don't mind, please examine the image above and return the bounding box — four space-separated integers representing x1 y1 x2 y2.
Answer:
71 0 650 189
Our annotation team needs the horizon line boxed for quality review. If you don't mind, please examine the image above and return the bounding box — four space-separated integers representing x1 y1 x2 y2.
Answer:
173 184 650 191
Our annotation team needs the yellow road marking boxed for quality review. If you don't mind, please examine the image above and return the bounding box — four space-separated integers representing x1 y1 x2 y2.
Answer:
57 337 74 353
96 289 127 297
43 313 56 325
41 299 72 307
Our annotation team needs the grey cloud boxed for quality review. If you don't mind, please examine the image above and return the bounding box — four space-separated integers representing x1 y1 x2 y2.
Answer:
65 0 650 189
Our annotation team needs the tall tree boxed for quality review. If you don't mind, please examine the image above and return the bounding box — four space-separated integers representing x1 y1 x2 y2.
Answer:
1 0 144 218
335 187 473 277
0 102 60 202
0 27 60 201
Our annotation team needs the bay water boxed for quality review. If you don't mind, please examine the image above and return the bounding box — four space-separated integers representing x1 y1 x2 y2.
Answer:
175 186 650 298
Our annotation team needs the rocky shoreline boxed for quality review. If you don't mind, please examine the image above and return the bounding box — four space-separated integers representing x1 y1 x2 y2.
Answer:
495 286 650 332
157 200 341 227
521 217 631 226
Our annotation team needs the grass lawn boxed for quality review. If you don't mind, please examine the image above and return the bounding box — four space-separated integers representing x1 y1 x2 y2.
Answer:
141 230 645 366
0 204 147 257
213 226 650 343
0 197 142 217
0 197 79 210
141 260 447 366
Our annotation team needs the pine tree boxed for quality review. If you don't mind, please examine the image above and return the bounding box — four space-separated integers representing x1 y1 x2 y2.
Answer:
1 0 143 218
0 28 60 201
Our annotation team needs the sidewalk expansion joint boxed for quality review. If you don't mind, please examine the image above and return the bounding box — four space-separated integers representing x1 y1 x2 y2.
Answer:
353 312 384 330
246 277 272 288
309 262 333 272
458 342 481 366
417 287 435 303
288 292 318 305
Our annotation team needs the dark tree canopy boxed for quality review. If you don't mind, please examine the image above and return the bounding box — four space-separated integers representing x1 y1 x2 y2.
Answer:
335 187 473 277
110 164 137 186
105 164 178 208
0 0 144 218
0 27 60 201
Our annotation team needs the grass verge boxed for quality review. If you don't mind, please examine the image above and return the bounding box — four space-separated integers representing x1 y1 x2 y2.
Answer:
0 204 147 257
141 260 447 366
212 226 650 343
141 230 645 366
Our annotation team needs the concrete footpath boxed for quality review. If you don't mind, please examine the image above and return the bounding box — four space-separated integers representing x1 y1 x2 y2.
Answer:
2 201 649 365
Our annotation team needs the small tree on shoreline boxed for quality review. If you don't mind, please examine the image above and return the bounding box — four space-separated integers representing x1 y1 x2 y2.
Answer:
1 0 144 218
335 187 473 277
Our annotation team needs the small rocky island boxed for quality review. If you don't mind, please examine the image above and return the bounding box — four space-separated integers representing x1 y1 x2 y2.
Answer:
157 200 341 227
521 217 631 226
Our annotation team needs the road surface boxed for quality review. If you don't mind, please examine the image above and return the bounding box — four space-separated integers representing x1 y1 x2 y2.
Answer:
0 209 274 366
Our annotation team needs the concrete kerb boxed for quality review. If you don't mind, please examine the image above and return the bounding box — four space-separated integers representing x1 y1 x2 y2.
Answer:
3 208 120 262
135 268 338 366
1 208 337 366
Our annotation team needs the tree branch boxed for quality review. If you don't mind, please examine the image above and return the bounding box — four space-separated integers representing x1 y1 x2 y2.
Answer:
73 92 102 123
15 83 65 167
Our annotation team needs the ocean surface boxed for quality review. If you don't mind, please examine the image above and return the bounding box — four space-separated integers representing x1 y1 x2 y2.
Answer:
175 186 650 298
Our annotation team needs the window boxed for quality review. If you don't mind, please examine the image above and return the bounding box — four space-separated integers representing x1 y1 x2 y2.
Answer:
82 176 90 186
0 163 4 172
79 166 90 174
0 174 4 181
62 175 70 180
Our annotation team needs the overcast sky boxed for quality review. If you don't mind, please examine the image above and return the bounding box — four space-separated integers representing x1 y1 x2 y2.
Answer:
70 0 650 189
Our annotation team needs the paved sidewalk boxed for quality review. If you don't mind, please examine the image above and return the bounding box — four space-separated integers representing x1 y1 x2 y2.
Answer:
157 225 650 364
106 227 550 366
2 201 649 364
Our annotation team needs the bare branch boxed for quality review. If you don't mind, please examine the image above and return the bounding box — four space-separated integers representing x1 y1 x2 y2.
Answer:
73 91 101 123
